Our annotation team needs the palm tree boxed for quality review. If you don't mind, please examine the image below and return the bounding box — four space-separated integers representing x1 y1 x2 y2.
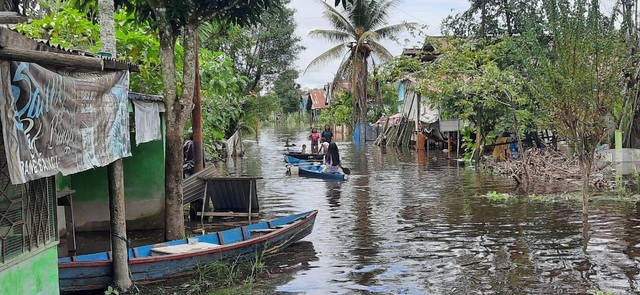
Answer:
306 0 413 128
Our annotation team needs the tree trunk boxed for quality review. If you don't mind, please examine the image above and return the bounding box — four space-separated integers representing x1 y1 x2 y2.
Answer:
98 0 116 55
99 0 131 291
352 51 368 125
152 1 185 241
502 0 513 35
480 0 487 38
579 155 591 216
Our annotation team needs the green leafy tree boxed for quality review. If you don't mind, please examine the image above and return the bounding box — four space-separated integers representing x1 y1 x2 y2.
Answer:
16 6 163 94
530 0 626 209
442 0 545 37
198 50 249 155
271 69 302 114
322 90 353 126
202 1 303 93
411 37 540 164
306 0 413 127
116 0 284 239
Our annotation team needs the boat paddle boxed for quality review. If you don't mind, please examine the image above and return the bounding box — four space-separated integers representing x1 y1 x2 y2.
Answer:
341 166 351 175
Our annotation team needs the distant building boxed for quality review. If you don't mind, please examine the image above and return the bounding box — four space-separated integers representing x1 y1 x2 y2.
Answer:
402 37 450 63
309 89 329 110
306 89 329 124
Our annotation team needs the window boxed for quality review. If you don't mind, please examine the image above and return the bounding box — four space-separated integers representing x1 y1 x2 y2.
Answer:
0 140 56 266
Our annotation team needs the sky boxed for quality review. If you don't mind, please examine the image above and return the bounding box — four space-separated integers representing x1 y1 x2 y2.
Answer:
289 0 471 89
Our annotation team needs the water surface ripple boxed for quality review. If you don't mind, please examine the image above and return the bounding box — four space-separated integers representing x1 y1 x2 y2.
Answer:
230 127 640 294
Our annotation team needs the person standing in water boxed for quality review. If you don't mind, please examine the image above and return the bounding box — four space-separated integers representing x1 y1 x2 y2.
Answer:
323 143 342 173
309 128 320 153
321 125 333 143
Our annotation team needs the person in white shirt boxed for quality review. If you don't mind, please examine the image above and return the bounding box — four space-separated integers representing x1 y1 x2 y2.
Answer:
318 138 330 155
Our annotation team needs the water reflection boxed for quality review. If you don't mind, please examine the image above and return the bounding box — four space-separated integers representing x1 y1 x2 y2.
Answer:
237 127 640 294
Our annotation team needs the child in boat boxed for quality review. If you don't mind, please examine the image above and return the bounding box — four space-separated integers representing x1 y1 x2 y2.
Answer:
309 128 320 153
318 138 330 155
301 144 307 154
323 143 341 173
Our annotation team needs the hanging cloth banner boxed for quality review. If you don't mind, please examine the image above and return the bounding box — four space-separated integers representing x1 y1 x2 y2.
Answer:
0 61 131 184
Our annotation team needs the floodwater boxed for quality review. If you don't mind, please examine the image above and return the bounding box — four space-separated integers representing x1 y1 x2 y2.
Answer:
227 126 640 294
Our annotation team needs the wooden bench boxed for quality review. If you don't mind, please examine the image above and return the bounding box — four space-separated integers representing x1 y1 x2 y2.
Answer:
150 242 221 256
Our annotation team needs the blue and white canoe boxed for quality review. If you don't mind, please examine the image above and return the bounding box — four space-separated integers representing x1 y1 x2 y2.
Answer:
285 155 346 181
285 152 324 162
58 210 318 292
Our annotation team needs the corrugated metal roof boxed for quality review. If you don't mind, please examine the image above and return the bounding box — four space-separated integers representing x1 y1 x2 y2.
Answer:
203 177 261 213
128 92 163 102
0 27 138 72
309 90 329 110
183 166 222 204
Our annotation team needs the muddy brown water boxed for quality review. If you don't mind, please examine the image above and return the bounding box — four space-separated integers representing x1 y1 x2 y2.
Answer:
224 127 640 294
64 126 640 294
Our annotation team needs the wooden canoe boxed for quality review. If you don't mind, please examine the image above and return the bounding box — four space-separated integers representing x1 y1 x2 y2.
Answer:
285 152 324 161
58 210 318 291
285 155 346 181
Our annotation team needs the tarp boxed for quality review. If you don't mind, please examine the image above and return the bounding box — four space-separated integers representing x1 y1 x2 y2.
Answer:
0 61 131 184
227 130 244 157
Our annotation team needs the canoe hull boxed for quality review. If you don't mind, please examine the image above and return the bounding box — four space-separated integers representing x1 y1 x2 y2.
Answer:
285 155 346 181
298 165 346 180
285 152 324 161
59 211 317 291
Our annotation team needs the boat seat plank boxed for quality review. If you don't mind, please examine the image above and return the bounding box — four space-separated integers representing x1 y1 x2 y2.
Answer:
250 229 277 233
150 242 221 255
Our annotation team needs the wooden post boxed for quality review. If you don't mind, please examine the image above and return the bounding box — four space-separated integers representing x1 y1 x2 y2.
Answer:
107 161 131 289
100 0 131 289
248 180 253 224
192 35 204 173
457 121 461 158
298 97 302 126
447 132 452 159
200 181 208 230
0 48 105 70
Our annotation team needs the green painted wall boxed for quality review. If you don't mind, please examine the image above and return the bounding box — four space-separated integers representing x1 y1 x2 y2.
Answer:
0 246 60 295
69 114 166 231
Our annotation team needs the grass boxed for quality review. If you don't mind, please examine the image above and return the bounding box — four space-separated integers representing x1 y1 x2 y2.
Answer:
184 255 268 295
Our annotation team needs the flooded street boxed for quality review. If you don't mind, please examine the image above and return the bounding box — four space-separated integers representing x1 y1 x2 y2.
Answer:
229 127 640 294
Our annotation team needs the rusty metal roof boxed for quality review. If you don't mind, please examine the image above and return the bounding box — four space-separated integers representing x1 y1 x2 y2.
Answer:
309 89 329 110
0 27 138 72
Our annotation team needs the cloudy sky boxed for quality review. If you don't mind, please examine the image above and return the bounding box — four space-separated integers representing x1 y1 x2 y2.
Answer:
289 0 471 89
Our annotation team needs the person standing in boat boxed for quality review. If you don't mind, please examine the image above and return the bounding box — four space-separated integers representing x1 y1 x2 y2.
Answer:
323 143 342 173
321 125 333 143
318 138 330 155
309 128 320 153
301 144 307 154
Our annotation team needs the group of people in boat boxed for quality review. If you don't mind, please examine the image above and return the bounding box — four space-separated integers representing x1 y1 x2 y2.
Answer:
294 125 343 174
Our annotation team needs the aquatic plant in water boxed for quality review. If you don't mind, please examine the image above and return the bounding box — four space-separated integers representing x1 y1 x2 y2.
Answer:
482 191 517 203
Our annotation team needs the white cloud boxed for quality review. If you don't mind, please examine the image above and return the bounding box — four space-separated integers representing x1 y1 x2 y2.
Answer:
290 0 470 89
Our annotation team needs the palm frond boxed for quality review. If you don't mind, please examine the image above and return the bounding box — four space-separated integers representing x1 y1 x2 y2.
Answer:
318 0 355 35
304 43 349 74
368 40 393 61
373 22 415 39
309 29 352 42
332 52 354 87
364 0 400 30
